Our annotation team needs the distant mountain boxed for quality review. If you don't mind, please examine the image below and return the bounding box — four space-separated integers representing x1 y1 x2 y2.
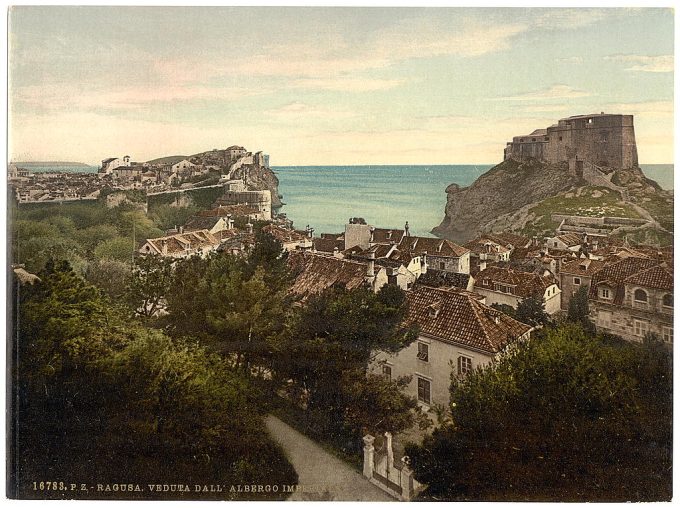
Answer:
145 155 188 165
14 161 91 167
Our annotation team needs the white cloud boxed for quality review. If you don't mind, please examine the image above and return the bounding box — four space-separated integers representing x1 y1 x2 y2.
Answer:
492 85 592 101
604 54 673 73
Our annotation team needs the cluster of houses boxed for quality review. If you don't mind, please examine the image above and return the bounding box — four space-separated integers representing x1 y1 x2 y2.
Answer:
9 165 103 203
99 146 269 193
137 210 674 410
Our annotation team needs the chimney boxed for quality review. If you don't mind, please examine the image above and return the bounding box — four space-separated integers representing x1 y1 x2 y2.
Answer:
246 222 253 234
366 251 376 278
161 239 168 255
404 221 410 237
179 225 184 234
388 267 398 286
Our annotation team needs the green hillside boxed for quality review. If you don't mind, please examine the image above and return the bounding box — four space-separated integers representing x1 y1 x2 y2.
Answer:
145 155 188 165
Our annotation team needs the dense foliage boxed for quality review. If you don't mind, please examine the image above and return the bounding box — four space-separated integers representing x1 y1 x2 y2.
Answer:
10 261 297 499
274 283 426 448
405 324 672 501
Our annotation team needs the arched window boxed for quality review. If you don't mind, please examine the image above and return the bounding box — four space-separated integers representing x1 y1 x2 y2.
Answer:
634 289 648 303
663 293 673 307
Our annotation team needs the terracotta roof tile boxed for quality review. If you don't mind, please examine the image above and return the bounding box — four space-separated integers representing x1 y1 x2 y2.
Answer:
404 286 532 353
474 266 556 298
287 251 368 299
403 236 469 257
588 257 664 304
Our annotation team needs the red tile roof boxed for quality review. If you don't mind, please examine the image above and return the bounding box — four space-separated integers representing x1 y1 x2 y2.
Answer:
403 236 469 257
287 251 368 299
475 266 557 298
560 258 607 276
588 257 668 304
404 286 532 353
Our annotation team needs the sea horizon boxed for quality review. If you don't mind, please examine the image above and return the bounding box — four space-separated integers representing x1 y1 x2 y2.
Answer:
14 162 673 237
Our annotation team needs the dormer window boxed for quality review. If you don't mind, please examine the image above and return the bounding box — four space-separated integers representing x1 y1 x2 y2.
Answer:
600 287 611 300
427 303 440 318
634 289 648 303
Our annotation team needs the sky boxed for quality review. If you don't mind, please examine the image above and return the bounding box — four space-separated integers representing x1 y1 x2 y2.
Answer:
8 6 675 165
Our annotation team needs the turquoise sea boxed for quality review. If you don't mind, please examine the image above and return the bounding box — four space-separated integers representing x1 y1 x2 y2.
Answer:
16 162 673 237
274 164 674 237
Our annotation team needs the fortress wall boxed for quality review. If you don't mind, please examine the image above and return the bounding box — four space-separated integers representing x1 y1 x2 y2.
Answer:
507 114 638 169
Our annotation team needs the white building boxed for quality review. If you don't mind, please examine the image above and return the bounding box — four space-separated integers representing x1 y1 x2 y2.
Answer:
371 286 532 408
473 266 561 314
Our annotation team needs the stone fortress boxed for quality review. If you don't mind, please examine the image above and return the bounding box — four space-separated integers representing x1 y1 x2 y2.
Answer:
504 112 638 170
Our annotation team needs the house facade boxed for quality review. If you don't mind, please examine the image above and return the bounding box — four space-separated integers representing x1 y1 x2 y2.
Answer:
559 258 606 311
138 229 220 259
371 286 532 408
589 257 673 344
473 266 561 314
402 236 470 274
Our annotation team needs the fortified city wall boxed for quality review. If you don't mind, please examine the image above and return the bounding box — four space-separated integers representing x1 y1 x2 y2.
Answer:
503 113 638 169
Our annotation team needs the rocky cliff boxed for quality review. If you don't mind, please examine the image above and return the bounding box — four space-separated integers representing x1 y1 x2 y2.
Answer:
432 158 673 245
189 148 282 208
230 162 282 208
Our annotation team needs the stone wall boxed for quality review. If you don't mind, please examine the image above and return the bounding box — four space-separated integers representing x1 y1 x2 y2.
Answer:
505 113 638 169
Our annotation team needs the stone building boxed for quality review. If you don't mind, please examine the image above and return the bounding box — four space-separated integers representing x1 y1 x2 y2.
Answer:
402 236 470 274
504 113 638 169
213 189 272 220
559 258 606 311
473 266 561 314
139 229 220 259
370 286 532 408
589 257 673 344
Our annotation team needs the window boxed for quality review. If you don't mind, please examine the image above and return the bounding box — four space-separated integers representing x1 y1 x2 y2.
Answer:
634 289 648 303
417 342 429 362
531 138 536 142
600 287 611 300
559 136 563 141
544 136 549 141
439 261 446 270
482 278 490 286
663 294 673 307
634 319 649 337
382 364 392 382
573 277 581 286
417 377 431 405
553 242 558 247
662 326 673 343
458 356 473 376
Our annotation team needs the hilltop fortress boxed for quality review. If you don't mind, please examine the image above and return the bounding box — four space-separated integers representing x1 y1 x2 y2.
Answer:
504 112 638 170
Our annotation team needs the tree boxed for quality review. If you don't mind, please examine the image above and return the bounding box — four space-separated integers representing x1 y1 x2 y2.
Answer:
491 302 516 319
515 295 550 327
93 236 135 263
126 254 174 318
567 285 595 333
12 258 298 499
406 324 672 501
275 284 418 443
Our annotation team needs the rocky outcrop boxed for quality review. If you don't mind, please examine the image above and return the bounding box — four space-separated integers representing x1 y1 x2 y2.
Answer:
433 158 673 245
432 158 581 243
189 147 282 208
230 162 282 208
